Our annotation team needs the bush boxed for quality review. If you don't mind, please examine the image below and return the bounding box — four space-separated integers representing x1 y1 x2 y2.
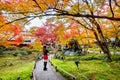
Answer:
0 47 5 54
12 50 28 56
80 54 104 60
112 54 120 61
0 55 34 80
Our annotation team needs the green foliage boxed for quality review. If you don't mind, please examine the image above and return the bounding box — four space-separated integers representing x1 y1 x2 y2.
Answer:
2 48 41 57
80 54 104 60
12 50 28 56
20 48 40 54
0 47 6 54
51 54 120 80
0 54 35 80
0 62 34 80
111 54 120 61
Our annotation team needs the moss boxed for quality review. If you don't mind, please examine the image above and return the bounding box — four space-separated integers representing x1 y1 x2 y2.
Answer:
51 54 120 80
0 54 35 80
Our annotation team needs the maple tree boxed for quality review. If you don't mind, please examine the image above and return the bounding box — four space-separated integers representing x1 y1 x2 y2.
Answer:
34 23 57 45
0 24 24 47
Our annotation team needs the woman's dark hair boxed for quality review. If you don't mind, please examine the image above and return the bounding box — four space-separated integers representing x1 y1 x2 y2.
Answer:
43 45 48 55
43 45 46 48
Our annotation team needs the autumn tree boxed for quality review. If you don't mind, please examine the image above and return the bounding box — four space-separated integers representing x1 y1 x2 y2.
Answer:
101 20 120 54
1 0 120 61
34 23 56 45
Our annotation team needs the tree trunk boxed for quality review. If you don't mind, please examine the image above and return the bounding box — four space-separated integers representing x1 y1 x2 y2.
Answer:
93 30 112 61
90 18 112 62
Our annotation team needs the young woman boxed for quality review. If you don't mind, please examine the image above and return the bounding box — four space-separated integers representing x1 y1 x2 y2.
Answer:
43 46 49 71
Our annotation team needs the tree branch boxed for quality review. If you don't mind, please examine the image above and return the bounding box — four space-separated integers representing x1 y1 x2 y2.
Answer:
109 0 114 17
32 0 43 12
70 17 92 30
0 16 32 28
84 0 94 15
82 18 93 30
23 17 36 26
1 11 120 28
113 0 120 7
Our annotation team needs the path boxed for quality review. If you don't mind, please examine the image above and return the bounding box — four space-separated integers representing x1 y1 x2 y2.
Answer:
32 55 65 80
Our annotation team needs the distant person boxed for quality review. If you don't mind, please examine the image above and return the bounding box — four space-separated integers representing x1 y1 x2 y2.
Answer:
43 45 49 71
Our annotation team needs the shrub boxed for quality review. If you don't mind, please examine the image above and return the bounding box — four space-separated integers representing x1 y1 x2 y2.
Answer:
80 54 104 61
112 54 120 61
0 47 5 54
12 50 28 56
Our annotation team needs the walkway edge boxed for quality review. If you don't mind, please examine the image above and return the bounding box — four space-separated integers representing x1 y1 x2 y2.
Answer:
50 60 76 80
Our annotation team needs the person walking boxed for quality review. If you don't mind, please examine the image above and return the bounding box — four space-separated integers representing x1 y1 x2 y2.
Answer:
43 45 49 71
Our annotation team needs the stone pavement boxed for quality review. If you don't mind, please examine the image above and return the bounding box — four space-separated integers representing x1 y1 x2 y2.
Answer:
32 56 65 80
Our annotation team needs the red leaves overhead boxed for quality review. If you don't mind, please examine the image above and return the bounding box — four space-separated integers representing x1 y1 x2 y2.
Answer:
34 27 46 37
6 25 23 45
8 25 23 45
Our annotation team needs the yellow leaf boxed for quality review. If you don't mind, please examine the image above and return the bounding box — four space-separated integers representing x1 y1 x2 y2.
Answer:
39 4 47 11
46 0 54 5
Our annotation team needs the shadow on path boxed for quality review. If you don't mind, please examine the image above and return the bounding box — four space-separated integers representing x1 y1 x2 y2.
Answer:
32 56 65 80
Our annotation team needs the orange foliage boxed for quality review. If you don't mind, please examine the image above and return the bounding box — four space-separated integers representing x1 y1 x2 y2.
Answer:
0 15 6 26
0 25 24 46
0 15 5 22
39 4 47 11
46 0 54 5
15 35 23 43
7 35 23 45
12 25 23 36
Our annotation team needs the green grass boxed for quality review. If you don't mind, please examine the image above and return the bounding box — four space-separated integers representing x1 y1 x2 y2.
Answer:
51 54 120 80
0 54 35 80
88 47 120 52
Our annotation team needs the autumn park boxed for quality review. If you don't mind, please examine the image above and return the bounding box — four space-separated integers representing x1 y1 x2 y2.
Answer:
0 0 120 80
